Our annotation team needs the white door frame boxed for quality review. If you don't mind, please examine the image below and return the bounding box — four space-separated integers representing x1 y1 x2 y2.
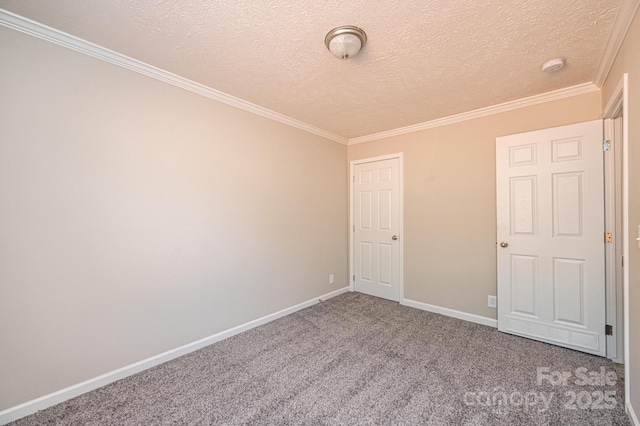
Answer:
349 153 404 301
602 73 629 403
603 102 624 363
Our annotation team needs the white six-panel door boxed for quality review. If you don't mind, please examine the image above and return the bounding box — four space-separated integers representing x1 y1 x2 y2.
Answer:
353 158 401 301
496 120 606 356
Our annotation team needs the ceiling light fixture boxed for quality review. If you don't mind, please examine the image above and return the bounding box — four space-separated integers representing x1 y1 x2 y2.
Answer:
541 57 566 73
325 26 367 60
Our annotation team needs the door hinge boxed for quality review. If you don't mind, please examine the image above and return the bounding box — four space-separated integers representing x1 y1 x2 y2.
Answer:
603 140 611 151
352 275 355 282
605 232 612 243
622 256 624 267
353 225 355 232
606 324 613 336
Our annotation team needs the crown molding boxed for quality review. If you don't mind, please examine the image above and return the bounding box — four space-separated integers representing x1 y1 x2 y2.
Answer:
348 83 600 145
0 9 348 145
594 0 640 87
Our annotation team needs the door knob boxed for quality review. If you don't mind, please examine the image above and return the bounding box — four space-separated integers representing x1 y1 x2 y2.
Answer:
392 235 398 240
499 241 509 248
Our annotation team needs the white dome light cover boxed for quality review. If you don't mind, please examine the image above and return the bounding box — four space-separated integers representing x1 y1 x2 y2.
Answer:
325 26 367 60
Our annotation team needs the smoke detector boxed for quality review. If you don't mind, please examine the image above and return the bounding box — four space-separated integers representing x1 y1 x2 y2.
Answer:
541 58 565 73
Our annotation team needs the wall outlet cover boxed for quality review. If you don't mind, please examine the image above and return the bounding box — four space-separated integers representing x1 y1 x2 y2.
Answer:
488 295 497 308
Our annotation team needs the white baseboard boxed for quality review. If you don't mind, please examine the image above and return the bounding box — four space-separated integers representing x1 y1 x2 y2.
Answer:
0 286 349 425
629 401 640 426
401 298 497 328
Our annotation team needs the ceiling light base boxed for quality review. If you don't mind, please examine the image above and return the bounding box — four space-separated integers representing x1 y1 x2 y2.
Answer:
325 26 367 60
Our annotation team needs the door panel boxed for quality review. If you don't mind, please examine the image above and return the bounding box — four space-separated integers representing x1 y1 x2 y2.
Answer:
497 120 605 356
510 176 537 235
353 158 400 301
553 258 584 324
511 255 537 316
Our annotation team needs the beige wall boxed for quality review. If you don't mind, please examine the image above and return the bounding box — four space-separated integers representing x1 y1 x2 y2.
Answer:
602 6 640 418
0 27 348 409
348 92 602 320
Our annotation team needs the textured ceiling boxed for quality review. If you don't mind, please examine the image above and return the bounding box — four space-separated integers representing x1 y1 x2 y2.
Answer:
0 0 621 139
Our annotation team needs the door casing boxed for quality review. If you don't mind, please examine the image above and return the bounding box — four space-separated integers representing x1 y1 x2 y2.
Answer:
603 73 629 403
604 115 624 363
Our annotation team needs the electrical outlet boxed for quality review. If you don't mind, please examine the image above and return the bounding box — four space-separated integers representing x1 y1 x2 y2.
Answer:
488 295 497 309
329 274 334 285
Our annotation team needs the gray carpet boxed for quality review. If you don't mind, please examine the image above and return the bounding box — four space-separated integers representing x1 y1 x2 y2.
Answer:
11 292 630 425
